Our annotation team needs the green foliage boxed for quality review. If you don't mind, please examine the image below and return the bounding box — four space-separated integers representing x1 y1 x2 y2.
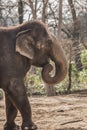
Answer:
55 76 69 92
24 49 87 95
70 49 87 90
81 50 87 69
24 68 45 95
55 49 87 92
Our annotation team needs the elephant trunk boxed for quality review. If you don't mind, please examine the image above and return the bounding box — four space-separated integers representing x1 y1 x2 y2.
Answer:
42 35 68 85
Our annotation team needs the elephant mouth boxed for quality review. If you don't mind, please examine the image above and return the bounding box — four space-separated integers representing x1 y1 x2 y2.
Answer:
31 58 49 68
33 62 49 67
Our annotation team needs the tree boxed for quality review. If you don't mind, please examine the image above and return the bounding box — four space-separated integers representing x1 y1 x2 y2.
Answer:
0 0 3 26
68 0 83 71
18 0 23 24
28 0 37 19
46 0 64 96
58 0 63 42
42 0 48 23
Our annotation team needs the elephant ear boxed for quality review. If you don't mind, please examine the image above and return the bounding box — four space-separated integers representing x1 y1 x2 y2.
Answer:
16 29 35 59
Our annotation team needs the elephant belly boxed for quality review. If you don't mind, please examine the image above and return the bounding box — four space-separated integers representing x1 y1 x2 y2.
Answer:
0 65 23 77
0 65 24 89
0 55 24 86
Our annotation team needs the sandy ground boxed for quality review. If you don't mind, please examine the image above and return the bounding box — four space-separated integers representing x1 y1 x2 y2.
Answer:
0 90 87 130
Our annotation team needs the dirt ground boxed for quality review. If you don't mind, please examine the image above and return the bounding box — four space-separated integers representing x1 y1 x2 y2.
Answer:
1 90 87 130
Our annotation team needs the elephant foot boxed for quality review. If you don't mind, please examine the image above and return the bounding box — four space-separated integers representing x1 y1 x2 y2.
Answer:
4 122 20 130
21 122 37 130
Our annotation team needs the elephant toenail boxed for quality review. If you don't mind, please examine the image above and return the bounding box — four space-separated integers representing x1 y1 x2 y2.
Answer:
24 127 29 130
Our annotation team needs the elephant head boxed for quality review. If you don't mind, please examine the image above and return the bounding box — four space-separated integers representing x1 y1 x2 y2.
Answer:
16 20 67 85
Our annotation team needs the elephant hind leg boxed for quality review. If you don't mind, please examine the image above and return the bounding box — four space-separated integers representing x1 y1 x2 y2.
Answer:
4 93 19 130
5 78 37 130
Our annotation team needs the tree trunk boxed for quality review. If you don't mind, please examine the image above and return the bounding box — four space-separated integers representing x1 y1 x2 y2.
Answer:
45 0 63 96
45 84 56 96
0 0 3 26
28 0 37 19
42 0 48 23
42 0 56 96
0 0 2 18
18 0 23 24
67 44 72 92
58 0 63 42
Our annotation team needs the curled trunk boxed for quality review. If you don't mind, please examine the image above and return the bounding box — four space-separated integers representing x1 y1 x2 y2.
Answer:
42 35 68 85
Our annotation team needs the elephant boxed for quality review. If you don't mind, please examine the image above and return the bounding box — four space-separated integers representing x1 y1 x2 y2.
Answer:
0 20 67 130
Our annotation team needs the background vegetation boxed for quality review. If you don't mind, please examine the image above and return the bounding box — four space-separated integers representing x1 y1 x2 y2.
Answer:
0 0 87 97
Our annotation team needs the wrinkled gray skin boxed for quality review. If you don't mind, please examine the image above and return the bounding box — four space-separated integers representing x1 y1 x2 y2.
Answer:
0 20 67 130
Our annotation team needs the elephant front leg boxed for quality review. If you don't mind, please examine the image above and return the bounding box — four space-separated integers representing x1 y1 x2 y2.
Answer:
4 93 19 130
6 78 37 130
